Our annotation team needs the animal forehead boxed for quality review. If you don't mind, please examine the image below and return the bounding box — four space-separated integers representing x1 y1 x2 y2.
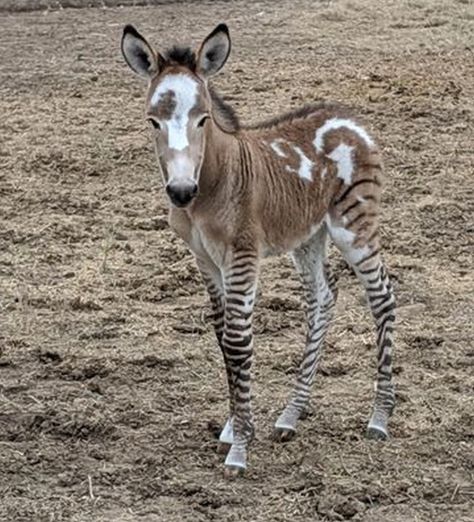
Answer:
149 73 204 119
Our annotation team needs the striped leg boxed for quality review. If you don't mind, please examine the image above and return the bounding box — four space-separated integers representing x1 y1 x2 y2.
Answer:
195 257 235 448
329 229 396 439
221 250 258 478
356 257 396 439
274 227 337 441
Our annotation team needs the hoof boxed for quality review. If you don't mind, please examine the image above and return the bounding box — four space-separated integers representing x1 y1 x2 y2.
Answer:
224 465 245 480
366 425 388 440
217 441 231 455
273 427 296 443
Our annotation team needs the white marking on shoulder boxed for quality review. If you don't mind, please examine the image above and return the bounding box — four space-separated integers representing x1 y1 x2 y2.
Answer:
327 143 354 185
270 139 287 158
270 140 314 181
151 74 198 151
313 117 374 152
292 145 314 181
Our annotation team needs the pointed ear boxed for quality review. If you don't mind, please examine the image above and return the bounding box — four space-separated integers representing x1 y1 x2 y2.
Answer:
121 25 162 78
196 23 231 78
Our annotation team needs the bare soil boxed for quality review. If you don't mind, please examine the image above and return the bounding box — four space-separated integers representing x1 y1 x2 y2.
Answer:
0 0 473 521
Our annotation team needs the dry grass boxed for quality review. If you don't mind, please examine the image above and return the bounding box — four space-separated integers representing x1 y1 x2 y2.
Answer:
0 0 183 12
0 0 473 521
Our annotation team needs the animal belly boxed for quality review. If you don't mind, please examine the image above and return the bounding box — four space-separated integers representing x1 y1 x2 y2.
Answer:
262 221 323 257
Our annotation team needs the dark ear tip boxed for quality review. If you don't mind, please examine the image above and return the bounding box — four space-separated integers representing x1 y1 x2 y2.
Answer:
216 23 229 34
210 23 229 37
123 24 141 38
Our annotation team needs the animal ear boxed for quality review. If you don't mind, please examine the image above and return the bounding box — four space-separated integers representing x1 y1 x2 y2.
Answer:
121 24 163 78
196 23 231 77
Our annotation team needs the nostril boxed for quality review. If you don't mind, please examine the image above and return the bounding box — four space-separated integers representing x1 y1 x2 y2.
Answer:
165 184 197 207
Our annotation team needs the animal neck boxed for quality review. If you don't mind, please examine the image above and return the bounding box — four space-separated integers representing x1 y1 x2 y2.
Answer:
194 119 241 207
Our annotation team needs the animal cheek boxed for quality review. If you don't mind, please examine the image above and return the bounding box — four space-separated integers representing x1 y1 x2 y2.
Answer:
156 156 169 177
190 135 205 155
154 138 167 157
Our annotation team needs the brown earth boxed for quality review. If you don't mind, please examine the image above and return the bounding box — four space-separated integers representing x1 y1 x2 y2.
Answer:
0 0 473 521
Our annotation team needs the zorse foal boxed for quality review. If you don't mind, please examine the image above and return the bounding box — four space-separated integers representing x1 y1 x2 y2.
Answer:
121 24 396 477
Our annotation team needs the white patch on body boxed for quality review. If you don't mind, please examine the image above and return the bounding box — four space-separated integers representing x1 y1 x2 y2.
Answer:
271 140 314 181
325 215 370 264
327 219 356 247
313 117 374 152
327 143 354 185
343 244 370 265
151 74 198 151
292 145 314 181
270 139 287 158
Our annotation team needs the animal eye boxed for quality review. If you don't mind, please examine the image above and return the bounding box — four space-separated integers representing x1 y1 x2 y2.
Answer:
148 119 161 130
197 115 209 128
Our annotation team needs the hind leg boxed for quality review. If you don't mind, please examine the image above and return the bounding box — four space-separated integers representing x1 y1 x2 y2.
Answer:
362 260 396 439
327 216 396 439
274 226 337 441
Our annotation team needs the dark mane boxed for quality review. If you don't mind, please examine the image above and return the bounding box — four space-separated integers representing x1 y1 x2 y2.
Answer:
159 50 347 134
163 45 197 70
244 101 350 130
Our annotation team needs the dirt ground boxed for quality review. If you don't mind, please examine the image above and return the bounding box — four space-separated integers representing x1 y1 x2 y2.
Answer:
0 0 473 520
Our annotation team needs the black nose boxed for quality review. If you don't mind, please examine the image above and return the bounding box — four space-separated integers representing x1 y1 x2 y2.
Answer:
166 183 198 207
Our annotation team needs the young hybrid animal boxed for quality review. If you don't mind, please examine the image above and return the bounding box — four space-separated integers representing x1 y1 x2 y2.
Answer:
121 23 396 478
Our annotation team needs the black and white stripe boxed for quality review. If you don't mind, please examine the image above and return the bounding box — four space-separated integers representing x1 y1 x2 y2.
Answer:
215 250 259 473
346 248 396 438
274 227 337 439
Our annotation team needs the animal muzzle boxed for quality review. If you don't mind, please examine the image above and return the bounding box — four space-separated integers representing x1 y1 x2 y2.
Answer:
165 181 198 207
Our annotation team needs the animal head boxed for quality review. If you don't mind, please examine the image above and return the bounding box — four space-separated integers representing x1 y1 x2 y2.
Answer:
121 24 231 208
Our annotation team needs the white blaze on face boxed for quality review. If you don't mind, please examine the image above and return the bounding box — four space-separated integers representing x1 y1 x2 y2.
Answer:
166 153 195 183
151 74 198 151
